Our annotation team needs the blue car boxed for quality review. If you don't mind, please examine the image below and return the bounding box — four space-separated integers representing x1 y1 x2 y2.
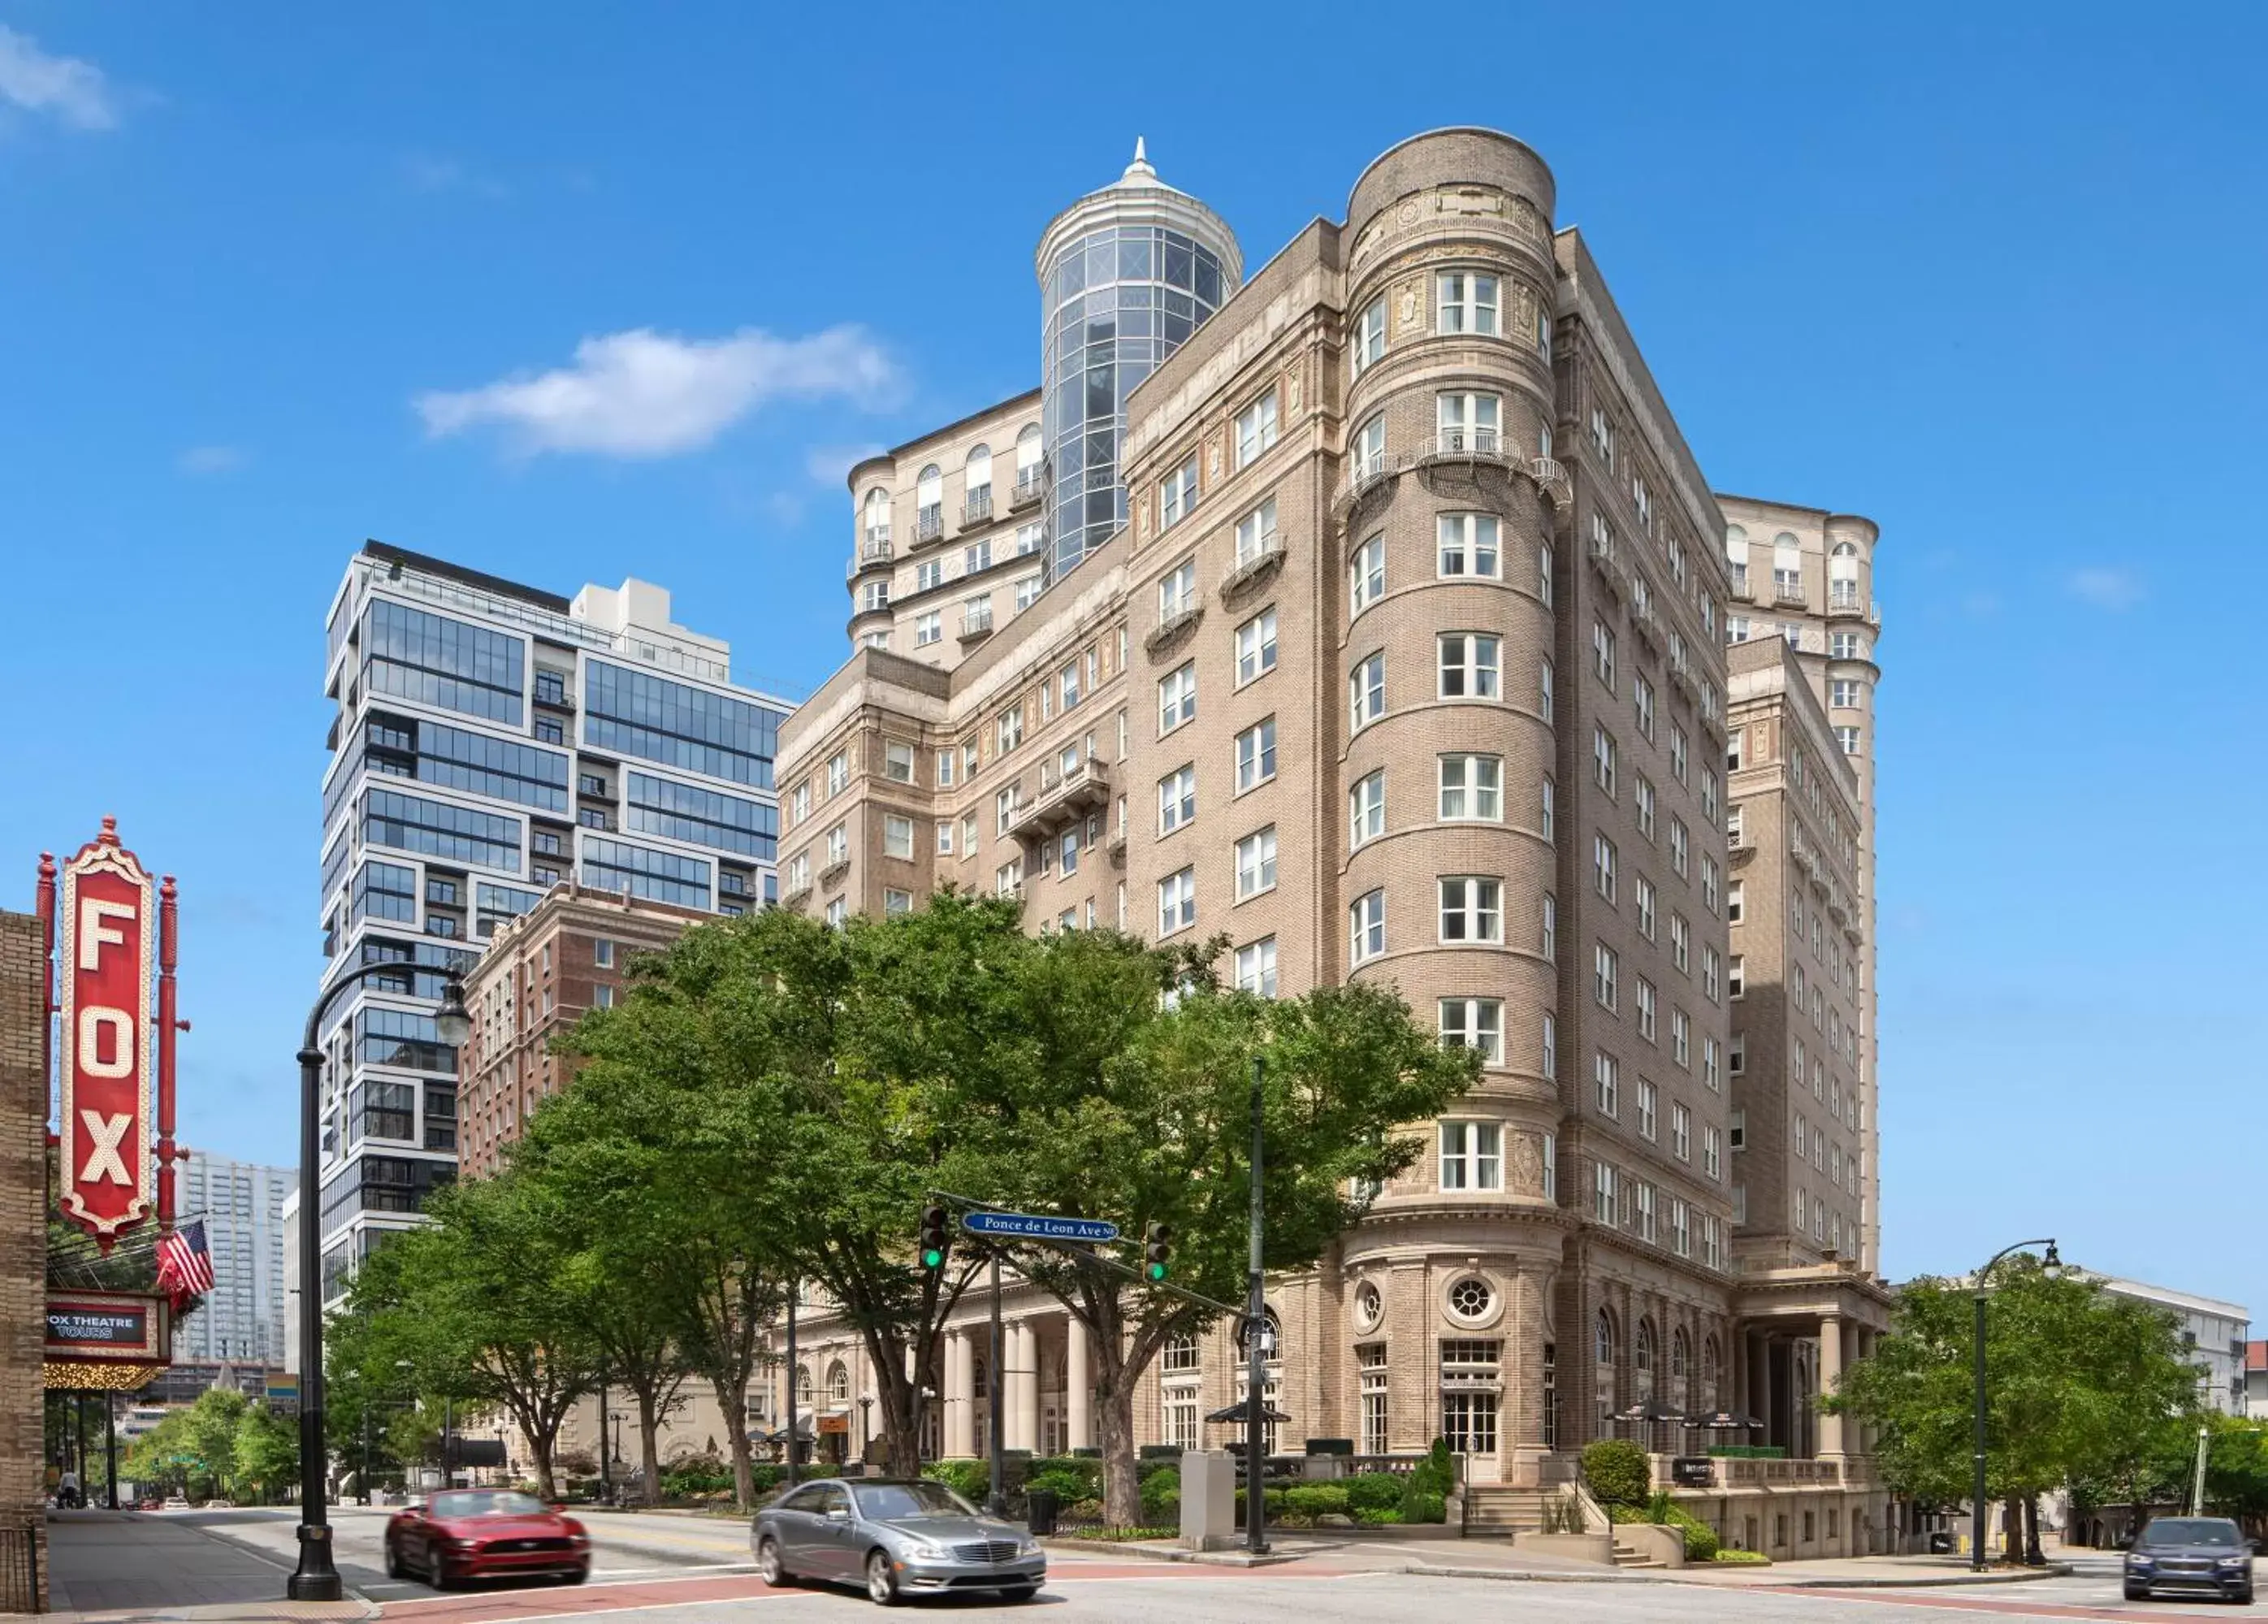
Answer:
2124 1516 2255 1604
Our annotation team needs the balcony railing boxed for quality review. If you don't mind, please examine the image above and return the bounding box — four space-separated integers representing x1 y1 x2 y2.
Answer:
1529 456 1569 504
1007 757 1112 839
1011 469 1045 509
959 604 994 639
847 538 894 578
915 507 944 544
1772 574 1806 604
1730 562 1751 597
962 489 993 526
1417 429 1515 468
1333 454 1402 514
1221 538 1286 600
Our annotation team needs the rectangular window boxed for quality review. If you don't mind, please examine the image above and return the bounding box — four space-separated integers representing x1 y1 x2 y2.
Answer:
1542 1011 1557 1081
1539 657 1554 722
1634 874 1656 940
935 820 954 855
1439 1119 1504 1190
1636 1181 1657 1243
1438 877 1504 944
1233 936 1279 996
580 836 712 910
1158 765 1197 834
883 815 914 860
1158 662 1197 734
1436 270 1500 336
1235 826 1278 899
1703 1125 1722 1179
883 741 915 784
1672 1007 1690 1068
1635 775 1656 841
1633 674 1656 739
1014 574 1041 612
1236 608 1278 683
1349 770 1386 846
1729 953 1746 998
1158 868 1197 936
1439 754 1502 821
1593 834 1617 903
1158 558 1197 621
1353 297 1387 376
1437 512 1501 579
1595 943 1618 1010
1671 725 1690 786
1672 1102 1690 1162
1436 391 1502 455
1670 816 1689 877
1160 455 1198 528
1234 717 1278 792
914 610 942 647
1636 979 1657 1042
917 560 944 592
1595 1160 1619 1223
1349 652 1385 730
1353 414 1387 479
1593 617 1617 688
1350 889 1386 964
1358 1342 1390 1454
996 707 1023 754
1438 633 1500 699
1351 533 1385 613
1234 393 1279 467
1439 999 1504 1065
1594 726 1617 796
1541 893 1556 961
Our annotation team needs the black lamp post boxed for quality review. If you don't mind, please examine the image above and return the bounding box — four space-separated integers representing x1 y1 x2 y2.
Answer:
1970 1236 2058 1574
288 967 470 1601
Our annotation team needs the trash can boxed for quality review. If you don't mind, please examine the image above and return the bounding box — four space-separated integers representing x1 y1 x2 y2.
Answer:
1928 1531 1952 1555
1025 1488 1059 1537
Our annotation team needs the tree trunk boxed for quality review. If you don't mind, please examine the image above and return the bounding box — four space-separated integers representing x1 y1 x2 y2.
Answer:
528 1431 557 1501
637 1389 661 1503
1096 1381 1141 1527
712 1371 756 1509
2023 1493 2043 1565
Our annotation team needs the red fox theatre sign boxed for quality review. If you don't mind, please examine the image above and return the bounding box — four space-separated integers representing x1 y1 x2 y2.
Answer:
36 817 182 1387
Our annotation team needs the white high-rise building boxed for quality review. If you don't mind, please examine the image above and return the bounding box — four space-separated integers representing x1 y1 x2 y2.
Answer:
306 543 792 1306
174 1151 294 1366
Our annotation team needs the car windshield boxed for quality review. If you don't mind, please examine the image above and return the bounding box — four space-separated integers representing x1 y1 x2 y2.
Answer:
431 1491 548 1519
2144 1518 2241 1547
854 1482 977 1519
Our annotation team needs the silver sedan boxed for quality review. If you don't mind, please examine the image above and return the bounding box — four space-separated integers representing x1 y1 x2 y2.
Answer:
752 1477 1046 1606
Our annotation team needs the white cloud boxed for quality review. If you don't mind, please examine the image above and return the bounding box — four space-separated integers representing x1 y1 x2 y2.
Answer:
416 326 898 459
176 444 245 476
2068 568 2143 611
0 25 116 130
806 443 885 487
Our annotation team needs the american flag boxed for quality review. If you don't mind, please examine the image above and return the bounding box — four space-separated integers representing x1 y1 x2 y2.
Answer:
156 1219 214 1306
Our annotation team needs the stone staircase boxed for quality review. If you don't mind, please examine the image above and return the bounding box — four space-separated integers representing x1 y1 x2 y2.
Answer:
1461 1485 1556 1536
1609 1532 1669 1569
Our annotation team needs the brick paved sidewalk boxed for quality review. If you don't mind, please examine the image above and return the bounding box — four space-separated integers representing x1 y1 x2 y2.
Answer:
28 1512 373 1623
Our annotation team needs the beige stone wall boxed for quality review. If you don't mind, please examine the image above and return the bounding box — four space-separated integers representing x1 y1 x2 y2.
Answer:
0 912 50 1609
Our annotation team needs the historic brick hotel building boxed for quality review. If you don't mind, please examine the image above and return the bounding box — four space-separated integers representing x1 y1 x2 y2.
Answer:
789 128 1892 1554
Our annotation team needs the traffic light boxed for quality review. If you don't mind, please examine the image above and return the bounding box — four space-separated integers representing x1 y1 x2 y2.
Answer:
1143 1221 1173 1281
920 1204 950 1271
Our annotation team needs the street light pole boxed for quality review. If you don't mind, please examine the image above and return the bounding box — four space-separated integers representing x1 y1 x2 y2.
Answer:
288 964 470 1601
1245 1055 1267 1557
1970 1236 2057 1574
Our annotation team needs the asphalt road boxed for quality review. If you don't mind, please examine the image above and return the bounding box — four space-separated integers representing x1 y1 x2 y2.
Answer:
180 1515 2264 1623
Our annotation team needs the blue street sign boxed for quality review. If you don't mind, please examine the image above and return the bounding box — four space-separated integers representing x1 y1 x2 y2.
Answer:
961 1210 1120 1244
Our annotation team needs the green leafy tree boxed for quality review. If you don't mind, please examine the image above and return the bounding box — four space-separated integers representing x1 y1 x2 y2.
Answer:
995 932 1476 1524
232 1403 300 1503
122 1388 249 1501
335 1171 603 1498
1830 1258 2203 1559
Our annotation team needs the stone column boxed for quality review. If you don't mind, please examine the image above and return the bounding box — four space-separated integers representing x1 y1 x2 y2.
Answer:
1751 1332 1773 1450
1067 1316 1093 1451
1818 1315 1846 1459
1016 1322 1042 1454
945 1329 973 1458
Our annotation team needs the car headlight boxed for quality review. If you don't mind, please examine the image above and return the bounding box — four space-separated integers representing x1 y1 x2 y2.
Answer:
902 1542 948 1561
1017 1537 1041 1556
2218 1556 2247 1568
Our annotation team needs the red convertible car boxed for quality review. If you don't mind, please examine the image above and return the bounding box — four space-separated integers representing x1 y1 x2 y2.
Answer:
384 1489 591 1588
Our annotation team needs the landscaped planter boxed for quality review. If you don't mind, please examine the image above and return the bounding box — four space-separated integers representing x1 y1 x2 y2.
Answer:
1515 1531 1615 1565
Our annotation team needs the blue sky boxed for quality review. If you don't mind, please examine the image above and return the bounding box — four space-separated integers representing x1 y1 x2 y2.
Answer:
4 5 2264 1313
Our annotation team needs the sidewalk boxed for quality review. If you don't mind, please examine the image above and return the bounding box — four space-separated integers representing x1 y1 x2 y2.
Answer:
28 1512 374 1624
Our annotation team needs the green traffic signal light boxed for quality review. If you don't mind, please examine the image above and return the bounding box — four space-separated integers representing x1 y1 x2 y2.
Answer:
920 1203 950 1272
922 1246 946 1269
1143 1220 1172 1281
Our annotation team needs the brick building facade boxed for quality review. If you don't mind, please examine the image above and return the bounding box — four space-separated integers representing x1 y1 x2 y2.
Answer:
1 911 50 1609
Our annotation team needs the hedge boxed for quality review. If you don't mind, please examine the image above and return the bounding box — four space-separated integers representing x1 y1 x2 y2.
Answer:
1580 1439 1650 1509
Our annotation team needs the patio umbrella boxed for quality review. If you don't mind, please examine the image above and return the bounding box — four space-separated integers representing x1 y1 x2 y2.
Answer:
1205 1397 1292 1425
1682 1409 1763 1431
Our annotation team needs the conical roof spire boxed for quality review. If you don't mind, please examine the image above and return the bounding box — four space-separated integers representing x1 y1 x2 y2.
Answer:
1120 136 1158 185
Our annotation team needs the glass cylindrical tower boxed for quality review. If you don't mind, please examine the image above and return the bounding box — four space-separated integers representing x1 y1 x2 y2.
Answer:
1035 141 1242 582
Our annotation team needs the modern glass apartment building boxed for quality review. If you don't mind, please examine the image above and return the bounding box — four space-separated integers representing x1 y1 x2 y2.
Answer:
174 1151 294 1366
1037 141 1241 581
311 543 791 1301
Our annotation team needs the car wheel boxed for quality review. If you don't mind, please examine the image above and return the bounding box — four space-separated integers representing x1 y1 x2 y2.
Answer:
2123 1582 2147 1600
1000 1582 1043 1602
866 1550 902 1607
383 1538 405 1580
2232 1587 2253 1605
426 1546 454 1591
568 1564 590 1586
756 1536 793 1587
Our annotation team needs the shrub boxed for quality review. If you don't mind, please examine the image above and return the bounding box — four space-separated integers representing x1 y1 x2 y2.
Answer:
1138 1469 1179 1526
1282 1485 1350 1520
1541 1492 1587 1534
1403 1489 1448 1524
1353 1505 1404 1526
1580 1439 1651 1509
1680 1518 1721 1562
923 1459 990 1503
1023 1457 1102 1501
1344 1472 1404 1514
1714 1548 1770 1565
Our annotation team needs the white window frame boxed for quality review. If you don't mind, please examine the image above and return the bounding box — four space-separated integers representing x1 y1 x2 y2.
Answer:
1235 826 1279 899
1234 717 1278 793
1158 662 1197 734
1438 632 1500 699
1439 1118 1504 1190
1158 867 1197 937
1438 1002 1505 1067
1234 392 1279 468
1350 533 1385 614
1235 608 1278 685
1350 889 1386 964
1438 754 1503 822
1158 765 1197 834
1349 770 1386 847
1435 269 1500 336
1437 876 1504 945
1437 512 1501 579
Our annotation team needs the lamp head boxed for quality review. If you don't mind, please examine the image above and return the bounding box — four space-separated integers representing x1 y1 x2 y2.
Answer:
433 976 474 1047
2041 1241 2061 1272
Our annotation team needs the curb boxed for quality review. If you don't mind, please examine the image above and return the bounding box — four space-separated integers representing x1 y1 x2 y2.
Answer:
1042 1537 1305 1567
1391 1558 2074 1589
1755 1562 2073 1589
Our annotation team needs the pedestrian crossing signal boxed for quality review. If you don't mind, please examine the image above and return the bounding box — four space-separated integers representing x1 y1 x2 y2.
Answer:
1144 1221 1173 1281
920 1205 950 1271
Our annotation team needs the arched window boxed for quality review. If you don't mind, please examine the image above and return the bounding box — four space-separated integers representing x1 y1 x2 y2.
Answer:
1595 1309 1615 1368
1239 1309 1283 1363
1162 1330 1200 1374
794 1363 813 1405
1595 1309 1617 1432
1701 1336 1721 1413
1671 1327 1690 1383
864 487 891 544
1015 425 1043 496
825 1360 850 1405
964 444 993 512
1772 532 1802 595
916 465 942 534
1723 522 1747 564
1829 540 1860 608
1634 1319 1656 1399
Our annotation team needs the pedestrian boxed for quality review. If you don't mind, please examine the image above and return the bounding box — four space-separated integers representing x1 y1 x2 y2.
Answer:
58 1467 80 1509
